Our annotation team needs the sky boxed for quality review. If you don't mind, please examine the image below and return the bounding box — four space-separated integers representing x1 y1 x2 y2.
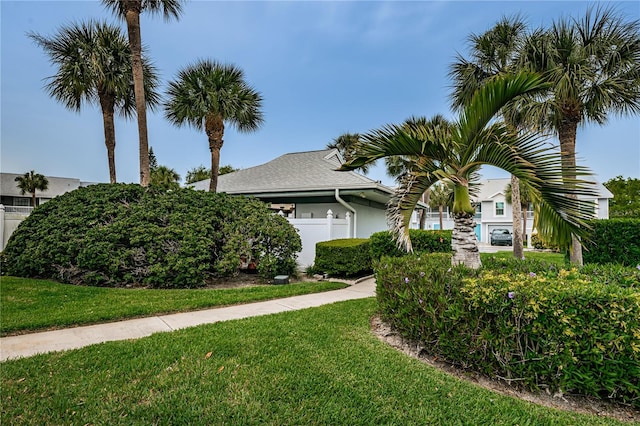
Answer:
2 1 639 187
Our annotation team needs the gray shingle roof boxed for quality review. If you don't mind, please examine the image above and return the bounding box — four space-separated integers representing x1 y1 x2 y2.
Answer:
193 149 394 195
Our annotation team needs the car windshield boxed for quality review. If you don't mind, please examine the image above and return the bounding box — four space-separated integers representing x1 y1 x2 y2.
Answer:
495 230 509 235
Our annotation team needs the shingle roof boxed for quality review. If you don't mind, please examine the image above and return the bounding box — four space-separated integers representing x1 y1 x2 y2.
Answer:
193 149 394 195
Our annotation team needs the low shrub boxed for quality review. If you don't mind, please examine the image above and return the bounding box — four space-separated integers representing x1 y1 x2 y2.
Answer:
2 184 301 287
530 232 560 252
375 254 640 406
369 229 452 259
314 238 371 277
583 219 640 266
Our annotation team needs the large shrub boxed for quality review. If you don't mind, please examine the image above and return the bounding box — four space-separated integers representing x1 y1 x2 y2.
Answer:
314 238 371 277
369 229 452 259
375 254 640 406
583 218 640 266
2 184 301 287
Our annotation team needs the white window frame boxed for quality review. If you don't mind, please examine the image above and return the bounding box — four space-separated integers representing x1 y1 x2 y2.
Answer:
494 201 505 217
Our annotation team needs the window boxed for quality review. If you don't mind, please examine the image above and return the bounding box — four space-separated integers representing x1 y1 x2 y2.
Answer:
495 201 505 216
14 198 31 207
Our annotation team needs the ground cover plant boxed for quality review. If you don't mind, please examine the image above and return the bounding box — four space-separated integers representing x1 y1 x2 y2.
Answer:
0 276 346 336
376 254 640 407
1 184 301 287
0 299 627 425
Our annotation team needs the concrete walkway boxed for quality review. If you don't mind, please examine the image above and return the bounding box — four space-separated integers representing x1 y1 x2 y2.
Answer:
0 278 376 362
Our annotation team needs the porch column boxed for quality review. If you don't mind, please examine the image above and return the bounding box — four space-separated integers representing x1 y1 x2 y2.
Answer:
345 211 352 239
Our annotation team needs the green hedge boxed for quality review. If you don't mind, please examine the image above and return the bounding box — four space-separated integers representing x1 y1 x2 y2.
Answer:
2 184 301 287
370 229 452 259
314 239 371 277
375 254 640 406
583 219 640 266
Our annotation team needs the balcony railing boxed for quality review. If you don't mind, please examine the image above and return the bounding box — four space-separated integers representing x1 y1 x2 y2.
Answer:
1 205 34 214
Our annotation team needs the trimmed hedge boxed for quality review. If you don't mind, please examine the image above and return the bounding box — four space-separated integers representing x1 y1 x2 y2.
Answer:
583 218 640 266
375 254 640 406
370 229 452 259
2 184 301 287
314 239 371 277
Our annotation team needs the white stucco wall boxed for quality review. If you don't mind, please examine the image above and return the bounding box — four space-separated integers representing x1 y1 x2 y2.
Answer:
353 204 388 238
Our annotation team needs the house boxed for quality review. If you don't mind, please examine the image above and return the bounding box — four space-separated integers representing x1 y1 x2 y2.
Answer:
421 177 614 246
193 149 399 266
0 172 93 250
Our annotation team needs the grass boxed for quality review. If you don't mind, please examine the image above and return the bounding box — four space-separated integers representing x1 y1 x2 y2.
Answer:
480 250 566 266
0 299 626 425
0 276 347 336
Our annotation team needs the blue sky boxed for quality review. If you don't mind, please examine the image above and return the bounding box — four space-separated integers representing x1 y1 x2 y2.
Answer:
2 1 639 187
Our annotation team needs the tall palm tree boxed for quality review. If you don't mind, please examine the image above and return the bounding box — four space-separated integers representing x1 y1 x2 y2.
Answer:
150 165 180 190
164 60 264 192
517 6 640 264
449 16 529 259
102 0 184 187
15 171 49 207
327 133 372 174
29 21 159 184
505 179 536 246
428 182 452 231
340 72 597 269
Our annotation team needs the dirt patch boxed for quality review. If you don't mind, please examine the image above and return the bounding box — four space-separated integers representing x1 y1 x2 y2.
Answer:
370 315 639 423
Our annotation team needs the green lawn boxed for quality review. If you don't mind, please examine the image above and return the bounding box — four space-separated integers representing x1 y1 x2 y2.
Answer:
480 250 566 265
0 276 347 336
1 299 625 425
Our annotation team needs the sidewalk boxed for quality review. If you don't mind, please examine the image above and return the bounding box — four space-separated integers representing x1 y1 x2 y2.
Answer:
0 278 376 362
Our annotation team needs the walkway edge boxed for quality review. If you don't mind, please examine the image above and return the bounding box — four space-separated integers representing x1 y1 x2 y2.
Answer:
0 278 376 362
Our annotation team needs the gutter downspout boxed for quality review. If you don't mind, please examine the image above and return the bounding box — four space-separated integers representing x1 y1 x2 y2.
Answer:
335 188 357 238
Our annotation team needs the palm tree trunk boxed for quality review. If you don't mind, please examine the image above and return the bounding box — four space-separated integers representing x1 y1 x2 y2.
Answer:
559 119 583 266
31 191 37 208
206 114 225 192
511 175 524 259
99 93 117 183
451 184 481 269
124 2 150 187
522 204 528 246
438 205 443 230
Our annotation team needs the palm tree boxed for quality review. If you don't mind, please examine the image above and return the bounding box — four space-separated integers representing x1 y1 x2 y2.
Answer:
327 133 372 174
164 60 264 192
505 179 536 246
340 72 597 269
29 21 159 184
517 7 640 264
150 165 180 190
185 165 211 185
428 182 452 231
15 171 49 207
102 0 184 187
449 15 529 259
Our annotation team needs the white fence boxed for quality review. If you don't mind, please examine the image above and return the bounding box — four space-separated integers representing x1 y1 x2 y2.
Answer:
0 205 31 251
285 210 352 268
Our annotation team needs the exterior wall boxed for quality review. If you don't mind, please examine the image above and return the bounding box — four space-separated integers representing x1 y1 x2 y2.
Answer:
596 198 609 219
354 204 387 238
295 202 350 219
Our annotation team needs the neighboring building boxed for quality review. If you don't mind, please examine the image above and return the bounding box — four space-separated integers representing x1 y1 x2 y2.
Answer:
194 149 402 266
0 172 94 250
421 177 614 246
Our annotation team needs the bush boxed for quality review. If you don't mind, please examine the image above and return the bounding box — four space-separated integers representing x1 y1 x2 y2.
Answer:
2 184 301 288
369 229 452 259
530 232 560 252
375 254 640 406
314 238 371 277
583 219 640 266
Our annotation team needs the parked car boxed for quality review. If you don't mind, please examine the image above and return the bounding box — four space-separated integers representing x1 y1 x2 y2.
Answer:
490 228 512 246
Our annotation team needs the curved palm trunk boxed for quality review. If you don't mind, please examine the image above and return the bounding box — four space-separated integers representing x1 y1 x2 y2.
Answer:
124 2 150 187
99 92 117 183
511 175 524 259
559 118 583 266
206 114 225 192
451 184 481 269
